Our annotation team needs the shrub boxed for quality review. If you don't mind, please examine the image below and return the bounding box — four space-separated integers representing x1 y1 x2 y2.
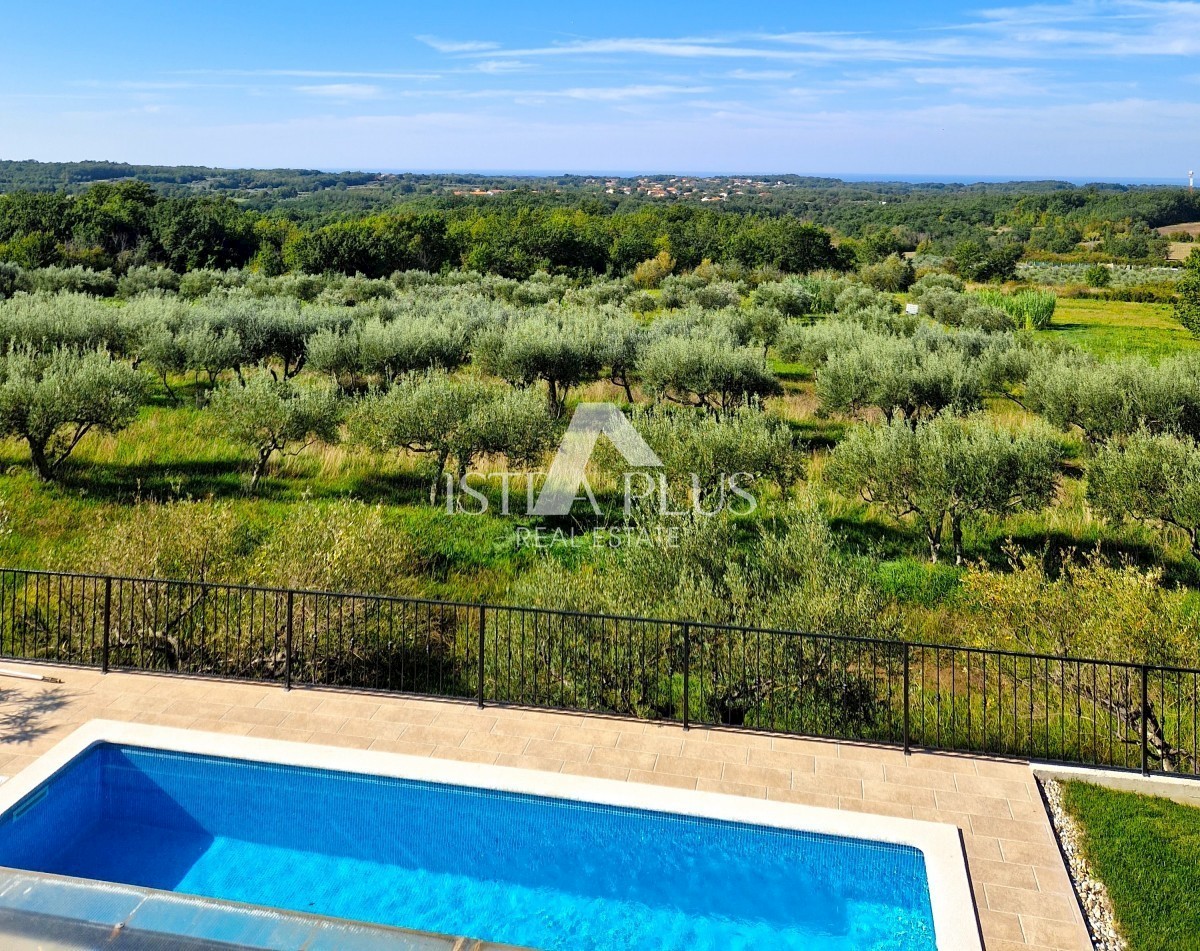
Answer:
0 291 127 354
509 505 896 638
750 279 814 318
18 266 117 297
0 263 20 299
1084 264 1112 288
859 254 915 293
632 251 675 289
117 266 180 299
1176 249 1200 337
960 548 1197 665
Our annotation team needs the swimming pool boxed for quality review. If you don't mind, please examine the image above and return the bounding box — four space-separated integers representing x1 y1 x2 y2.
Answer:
0 721 981 951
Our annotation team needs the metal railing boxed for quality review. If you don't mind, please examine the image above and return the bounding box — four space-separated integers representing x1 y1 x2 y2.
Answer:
2 566 1198 778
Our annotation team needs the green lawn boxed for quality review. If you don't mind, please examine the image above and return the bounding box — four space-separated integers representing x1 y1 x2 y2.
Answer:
1037 299 1199 361
1062 781 1200 951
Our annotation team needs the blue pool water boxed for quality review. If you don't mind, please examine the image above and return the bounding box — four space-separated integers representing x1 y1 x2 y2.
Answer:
0 744 937 951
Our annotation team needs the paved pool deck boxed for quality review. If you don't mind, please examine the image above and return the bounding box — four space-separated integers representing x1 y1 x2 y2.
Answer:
0 664 1092 951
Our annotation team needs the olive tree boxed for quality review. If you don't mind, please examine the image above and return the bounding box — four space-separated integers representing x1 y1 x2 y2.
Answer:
179 322 243 384
596 316 646 403
308 316 469 386
638 333 781 414
626 408 804 507
1023 352 1200 441
0 347 146 481
208 374 343 491
474 316 603 417
1088 429 1200 560
816 336 983 422
350 372 554 504
827 414 1060 562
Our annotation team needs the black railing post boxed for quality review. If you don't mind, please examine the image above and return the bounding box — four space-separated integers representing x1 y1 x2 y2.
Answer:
682 622 691 731
101 576 112 674
1141 664 1150 776
284 590 294 691
477 604 486 709
903 643 911 755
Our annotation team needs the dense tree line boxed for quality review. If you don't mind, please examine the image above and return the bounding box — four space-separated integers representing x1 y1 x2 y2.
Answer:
0 181 850 280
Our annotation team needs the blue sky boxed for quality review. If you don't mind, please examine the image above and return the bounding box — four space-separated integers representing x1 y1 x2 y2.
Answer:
2 0 1198 179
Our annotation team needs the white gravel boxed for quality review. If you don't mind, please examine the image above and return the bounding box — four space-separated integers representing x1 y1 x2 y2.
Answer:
1041 778 1127 951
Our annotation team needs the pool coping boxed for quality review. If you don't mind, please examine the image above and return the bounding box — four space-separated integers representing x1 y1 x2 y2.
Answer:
0 719 984 951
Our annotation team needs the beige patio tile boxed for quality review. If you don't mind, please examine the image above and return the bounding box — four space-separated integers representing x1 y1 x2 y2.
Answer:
394 724 469 747
1019 915 1092 950
985 884 1077 921
614 731 684 756
972 815 1055 843
998 837 1070 868
720 762 792 789
838 797 914 819
695 777 767 799
495 752 564 773
431 745 499 766
680 737 748 764
745 747 815 773
524 737 593 764
653 754 724 781
976 909 1025 943
588 746 659 772
366 737 437 757
815 755 886 781
553 725 621 748
459 730 529 756
956 774 1034 801
862 780 938 809
313 697 383 721
221 706 289 727
764 786 841 810
307 731 374 751
630 769 697 791
560 761 630 782
969 858 1041 891
936 790 1015 819
882 763 960 791
278 712 349 735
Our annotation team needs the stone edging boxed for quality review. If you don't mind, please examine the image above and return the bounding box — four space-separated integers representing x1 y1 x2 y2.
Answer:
1040 778 1126 951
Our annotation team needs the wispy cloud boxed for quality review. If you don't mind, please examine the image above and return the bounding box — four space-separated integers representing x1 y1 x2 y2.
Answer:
422 2 1200 66
727 69 795 80
416 36 500 53
295 83 384 100
180 68 440 80
475 60 531 73
560 84 710 101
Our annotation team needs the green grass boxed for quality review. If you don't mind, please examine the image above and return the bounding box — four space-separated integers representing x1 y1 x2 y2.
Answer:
1062 781 1200 951
1036 298 1199 361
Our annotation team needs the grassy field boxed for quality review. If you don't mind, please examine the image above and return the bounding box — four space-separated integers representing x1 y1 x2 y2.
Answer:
1037 298 1198 361
1062 782 1200 951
